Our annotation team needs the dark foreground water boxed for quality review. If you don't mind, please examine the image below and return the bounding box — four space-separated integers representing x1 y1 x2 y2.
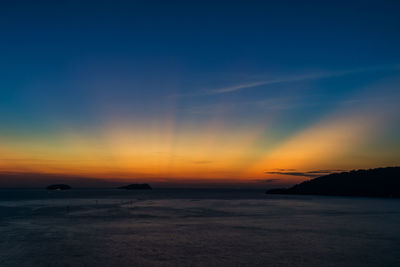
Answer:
0 189 399 267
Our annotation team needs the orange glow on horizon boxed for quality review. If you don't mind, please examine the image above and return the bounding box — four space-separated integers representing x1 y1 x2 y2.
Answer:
1 80 399 187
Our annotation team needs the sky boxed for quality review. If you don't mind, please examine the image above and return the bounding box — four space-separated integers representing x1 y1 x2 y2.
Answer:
1 0 400 187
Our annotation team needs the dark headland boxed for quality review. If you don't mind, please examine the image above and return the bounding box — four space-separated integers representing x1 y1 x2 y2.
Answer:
46 184 71 190
266 167 400 198
118 184 152 190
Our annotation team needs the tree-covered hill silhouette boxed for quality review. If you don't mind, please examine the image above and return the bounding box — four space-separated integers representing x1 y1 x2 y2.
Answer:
266 167 400 197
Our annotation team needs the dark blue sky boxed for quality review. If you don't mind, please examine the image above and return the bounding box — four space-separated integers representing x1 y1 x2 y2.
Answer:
1 1 399 119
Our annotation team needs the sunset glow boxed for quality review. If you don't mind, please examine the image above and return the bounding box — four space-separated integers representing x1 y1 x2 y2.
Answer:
1 2 399 187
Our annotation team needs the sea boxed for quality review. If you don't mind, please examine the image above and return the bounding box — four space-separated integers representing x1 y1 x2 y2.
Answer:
0 188 399 267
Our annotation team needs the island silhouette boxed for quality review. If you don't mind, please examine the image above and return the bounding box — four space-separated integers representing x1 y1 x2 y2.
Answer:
266 167 400 197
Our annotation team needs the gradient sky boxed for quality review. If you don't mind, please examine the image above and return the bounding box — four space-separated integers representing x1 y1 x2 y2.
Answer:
1 0 400 187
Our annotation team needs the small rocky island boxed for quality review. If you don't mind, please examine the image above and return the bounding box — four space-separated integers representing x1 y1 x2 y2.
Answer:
266 167 400 198
46 184 72 190
118 184 152 190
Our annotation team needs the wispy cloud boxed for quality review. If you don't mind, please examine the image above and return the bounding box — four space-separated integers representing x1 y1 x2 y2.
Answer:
265 169 345 178
206 64 400 95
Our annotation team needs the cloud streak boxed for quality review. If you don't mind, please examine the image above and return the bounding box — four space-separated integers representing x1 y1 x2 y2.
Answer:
265 169 345 178
258 178 281 183
206 64 400 95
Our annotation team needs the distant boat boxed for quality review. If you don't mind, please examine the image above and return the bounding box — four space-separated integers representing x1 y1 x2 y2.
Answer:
46 184 72 190
118 184 152 190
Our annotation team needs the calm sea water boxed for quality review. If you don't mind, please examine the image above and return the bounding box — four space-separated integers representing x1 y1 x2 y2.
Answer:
0 189 399 267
